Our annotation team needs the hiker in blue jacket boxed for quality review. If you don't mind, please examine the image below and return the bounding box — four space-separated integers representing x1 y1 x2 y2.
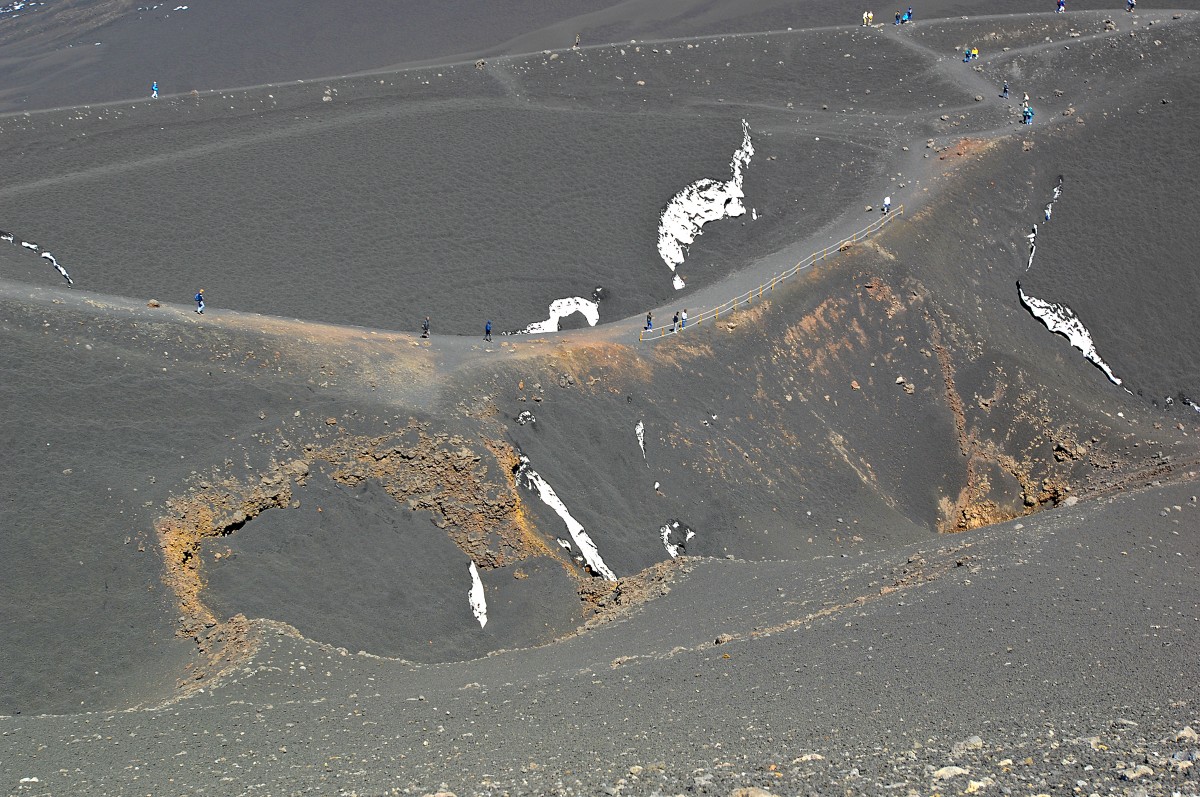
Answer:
194 289 205 314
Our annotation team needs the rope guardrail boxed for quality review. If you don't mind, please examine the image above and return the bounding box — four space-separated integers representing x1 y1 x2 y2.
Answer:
639 205 904 341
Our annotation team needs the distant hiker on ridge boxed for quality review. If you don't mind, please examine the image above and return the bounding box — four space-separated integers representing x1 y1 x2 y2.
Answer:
672 311 679 332
484 320 492 341
645 311 653 331
1057 0 1066 12
883 196 891 214
1127 0 1136 11
1001 80 1010 99
422 317 430 338
1023 105 1035 124
680 309 688 329
194 289 204 314
895 10 902 24
151 81 158 99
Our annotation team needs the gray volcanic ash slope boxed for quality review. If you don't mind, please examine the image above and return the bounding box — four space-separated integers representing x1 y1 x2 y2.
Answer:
1 5 1199 796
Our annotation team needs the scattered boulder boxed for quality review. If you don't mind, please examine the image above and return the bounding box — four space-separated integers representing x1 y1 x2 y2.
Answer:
952 735 984 756
933 765 970 781
1121 764 1153 780
147 298 161 308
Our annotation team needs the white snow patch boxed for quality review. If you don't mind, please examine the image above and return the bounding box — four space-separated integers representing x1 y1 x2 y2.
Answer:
656 119 754 288
635 420 646 460
659 520 696 559
3 231 74 285
1018 284 1123 387
1027 177 1064 272
516 456 616 580
467 562 487 628
40 252 73 286
660 524 682 558
520 297 599 334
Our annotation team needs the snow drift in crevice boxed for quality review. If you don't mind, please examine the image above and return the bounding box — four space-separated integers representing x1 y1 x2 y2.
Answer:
1024 176 1064 273
659 519 695 559
467 562 488 628
515 455 616 580
635 421 646 462
518 297 599 334
1 230 73 286
656 119 754 290
1017 176 1123 388
1018 283 1123 387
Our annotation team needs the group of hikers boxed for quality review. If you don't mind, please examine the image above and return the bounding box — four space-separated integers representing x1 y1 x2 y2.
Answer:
644 309 688 333
1000 80 1037 123
859 8 912 25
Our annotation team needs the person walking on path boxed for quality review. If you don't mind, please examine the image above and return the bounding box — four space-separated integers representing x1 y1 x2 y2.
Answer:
484 320 492 341
863 10 869 25
867 10 874 24
194 289 205 314
1023 105 1035 124
970 47 979 60
672 311 679 332
422 317 430 338
894 10 902 24
680 309 688 329
883 196 891 214
1001 80 1010 99
151 81 158 99
645 311 653 331
1022 92 1030 108
1126 0 1136 11
1056 0 1066 12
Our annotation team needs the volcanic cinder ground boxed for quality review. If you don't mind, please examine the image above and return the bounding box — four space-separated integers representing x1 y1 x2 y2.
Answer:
1 1 1198 795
